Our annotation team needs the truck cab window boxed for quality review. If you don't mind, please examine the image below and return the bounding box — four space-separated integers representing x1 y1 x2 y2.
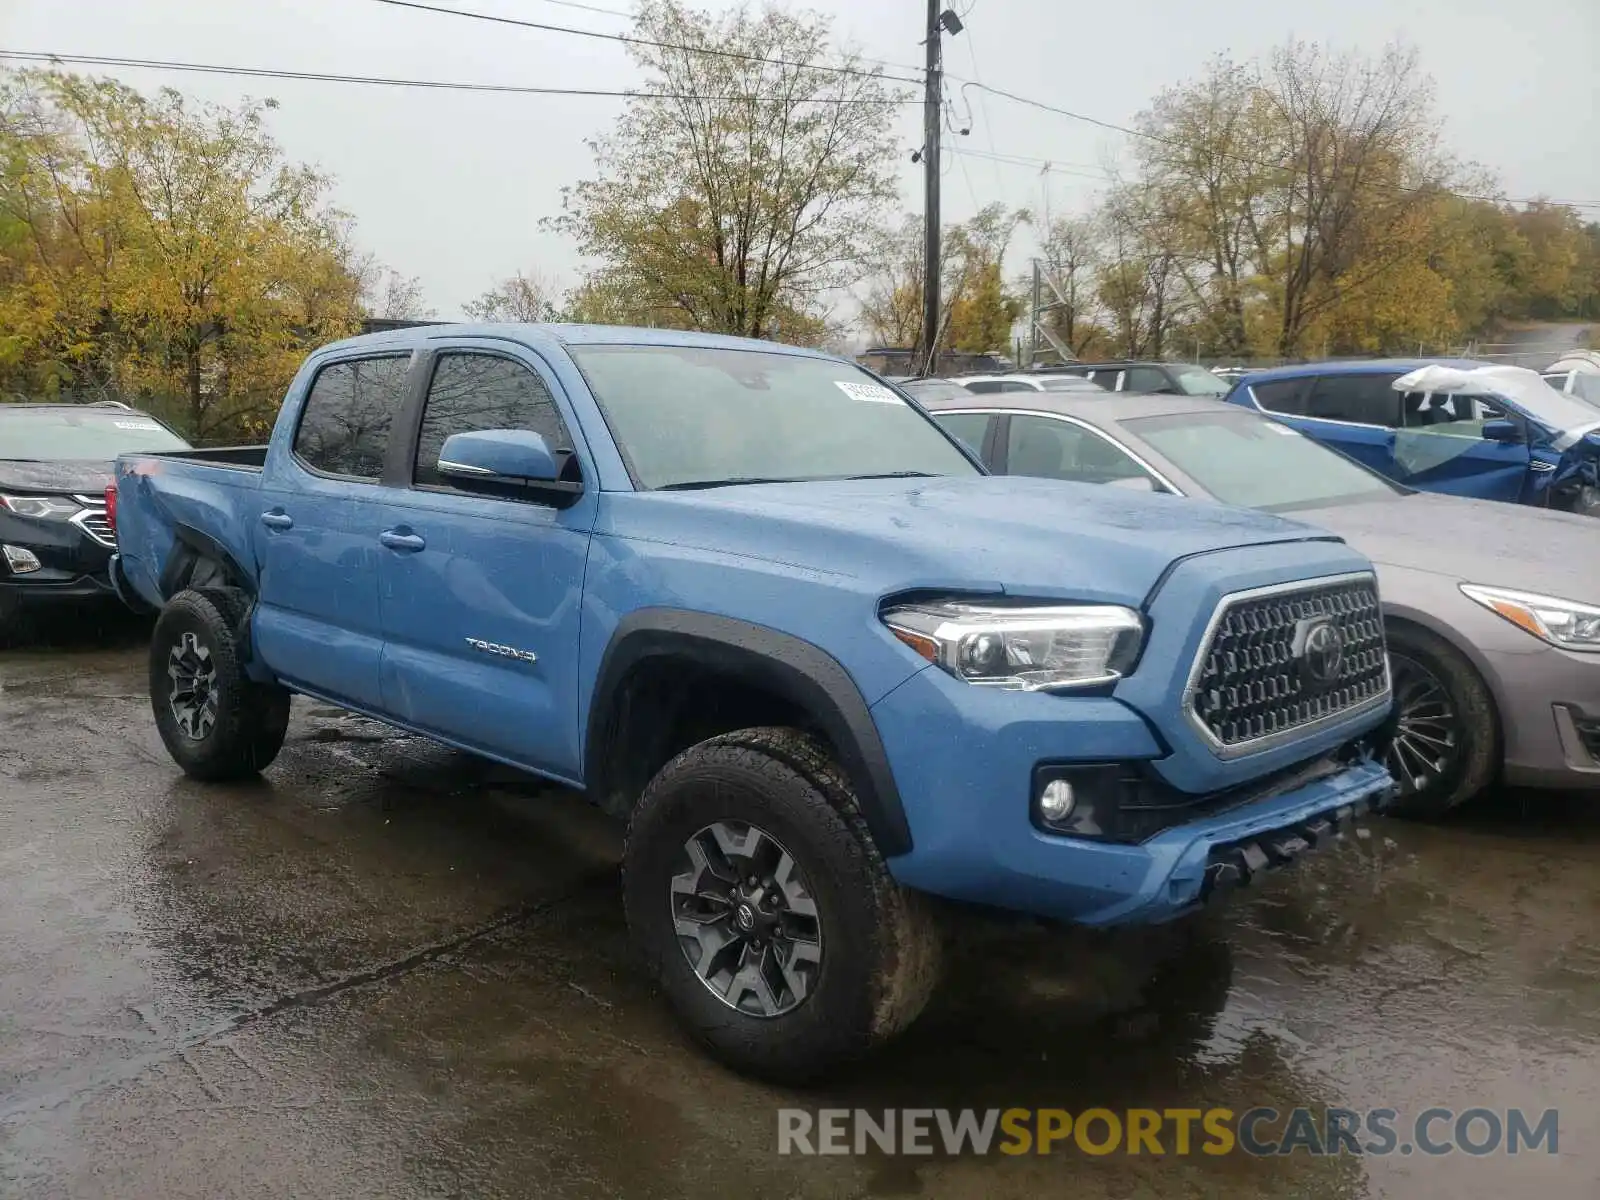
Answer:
414 354 575 488
293 356 411 479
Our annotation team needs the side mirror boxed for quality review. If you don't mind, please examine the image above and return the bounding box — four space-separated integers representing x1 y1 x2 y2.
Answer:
436 429 581 505
1481 419 1522 444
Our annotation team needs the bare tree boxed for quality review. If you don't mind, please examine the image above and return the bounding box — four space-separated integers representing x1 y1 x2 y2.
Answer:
465 268 562 322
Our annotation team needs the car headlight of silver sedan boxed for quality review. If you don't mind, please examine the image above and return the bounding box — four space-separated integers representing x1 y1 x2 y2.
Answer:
1460 584 1600 653
883 599 1144 690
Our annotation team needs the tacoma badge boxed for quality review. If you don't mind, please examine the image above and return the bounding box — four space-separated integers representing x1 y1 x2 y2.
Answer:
465 637 538 664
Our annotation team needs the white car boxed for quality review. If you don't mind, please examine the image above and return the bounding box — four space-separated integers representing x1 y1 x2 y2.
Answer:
952 373 1106 396
1543 351 1600 409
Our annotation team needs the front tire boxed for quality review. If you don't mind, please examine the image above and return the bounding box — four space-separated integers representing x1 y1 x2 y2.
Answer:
623 727 940 1081
1384 622 1497 818
150 589 291 781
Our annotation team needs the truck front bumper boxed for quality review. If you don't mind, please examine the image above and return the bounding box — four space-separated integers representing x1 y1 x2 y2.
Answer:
869 665 1396 926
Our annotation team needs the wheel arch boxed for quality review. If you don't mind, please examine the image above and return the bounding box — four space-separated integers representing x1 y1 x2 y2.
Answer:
158 524 256 600
1382 604 1507 741
585 609 913 857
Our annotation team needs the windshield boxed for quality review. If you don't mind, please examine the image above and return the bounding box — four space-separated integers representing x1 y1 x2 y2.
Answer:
1124 408 1401 513
1170 365 1232 396
0 407 190 460
571 346 981 489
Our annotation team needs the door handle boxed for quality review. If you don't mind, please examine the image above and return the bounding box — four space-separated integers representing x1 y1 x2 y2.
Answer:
379 529 426 553
259 510 294 530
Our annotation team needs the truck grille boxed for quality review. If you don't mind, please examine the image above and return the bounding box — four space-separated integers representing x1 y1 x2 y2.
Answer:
74 508 116 547
1188 574 1388 755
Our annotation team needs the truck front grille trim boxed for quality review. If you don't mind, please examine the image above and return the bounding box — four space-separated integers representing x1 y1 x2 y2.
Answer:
1185 573 1390 759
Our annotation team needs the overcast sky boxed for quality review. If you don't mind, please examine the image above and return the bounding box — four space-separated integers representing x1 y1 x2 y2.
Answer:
5 0 1596 318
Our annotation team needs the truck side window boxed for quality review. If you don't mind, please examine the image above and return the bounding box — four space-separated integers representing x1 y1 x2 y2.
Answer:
293 355 411 479
414 354 574 488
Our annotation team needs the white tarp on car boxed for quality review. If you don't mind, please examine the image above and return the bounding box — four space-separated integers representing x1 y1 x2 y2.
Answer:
1392 364 1600 451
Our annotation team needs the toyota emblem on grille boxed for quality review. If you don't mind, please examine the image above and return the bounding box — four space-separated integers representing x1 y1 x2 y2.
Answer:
1293 616 1345 688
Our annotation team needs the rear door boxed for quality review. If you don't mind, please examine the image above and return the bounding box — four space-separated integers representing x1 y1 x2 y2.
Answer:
372 343 596 780
1249 372 1401 475
254 353 412 710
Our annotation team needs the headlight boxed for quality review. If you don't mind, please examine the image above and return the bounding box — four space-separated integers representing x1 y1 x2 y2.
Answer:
0 495 81 519
1460 584 1600 653
882 599 1144 690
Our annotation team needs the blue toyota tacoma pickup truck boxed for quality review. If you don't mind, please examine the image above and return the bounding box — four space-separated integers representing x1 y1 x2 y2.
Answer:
109 324 1396 1078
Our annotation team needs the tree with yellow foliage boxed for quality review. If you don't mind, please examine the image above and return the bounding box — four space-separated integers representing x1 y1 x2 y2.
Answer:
0 70 376 440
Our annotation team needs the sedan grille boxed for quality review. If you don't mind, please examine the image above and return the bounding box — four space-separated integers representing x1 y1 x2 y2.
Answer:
1188 574 1388 755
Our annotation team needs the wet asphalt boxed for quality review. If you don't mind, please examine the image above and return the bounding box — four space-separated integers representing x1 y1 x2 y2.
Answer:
2 610 1598 1199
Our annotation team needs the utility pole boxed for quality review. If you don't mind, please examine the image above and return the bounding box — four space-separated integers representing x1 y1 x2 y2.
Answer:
920 0 943 377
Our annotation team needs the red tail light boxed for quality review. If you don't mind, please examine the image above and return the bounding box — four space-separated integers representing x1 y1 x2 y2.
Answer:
104 481 118 535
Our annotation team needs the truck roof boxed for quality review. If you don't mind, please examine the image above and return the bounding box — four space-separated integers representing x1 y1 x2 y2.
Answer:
316 322 840 360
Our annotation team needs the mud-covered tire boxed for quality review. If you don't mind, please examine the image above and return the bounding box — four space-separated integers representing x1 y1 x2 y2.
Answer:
149 589 291 781
623 727 940 1082
1384 622 1497 819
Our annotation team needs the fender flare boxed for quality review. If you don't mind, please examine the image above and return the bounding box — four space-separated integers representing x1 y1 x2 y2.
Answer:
585 609 913 857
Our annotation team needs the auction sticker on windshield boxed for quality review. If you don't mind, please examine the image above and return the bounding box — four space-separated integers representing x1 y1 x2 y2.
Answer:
835 380 904 405
114 420 164 431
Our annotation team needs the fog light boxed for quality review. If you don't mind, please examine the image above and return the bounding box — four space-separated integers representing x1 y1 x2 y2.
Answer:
3 545 42 574
1038 778 1075 821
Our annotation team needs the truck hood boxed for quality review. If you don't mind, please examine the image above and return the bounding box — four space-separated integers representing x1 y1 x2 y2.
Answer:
626 475 1339 605
1296 491 1600 599
0 458 114 496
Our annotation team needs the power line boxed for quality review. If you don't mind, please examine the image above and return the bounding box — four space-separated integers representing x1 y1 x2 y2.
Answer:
958 30 1003 193
0 50 921 104
526 0 634 18
949 146 1113 183
964 81 1600 211
368 0 924 86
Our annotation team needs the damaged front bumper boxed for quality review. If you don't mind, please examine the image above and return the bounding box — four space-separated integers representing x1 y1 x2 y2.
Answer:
1079 754 1395 926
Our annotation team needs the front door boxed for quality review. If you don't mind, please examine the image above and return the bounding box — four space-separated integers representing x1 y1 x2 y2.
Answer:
1391 392 1530 501
372 346 595 780
254 353 412 711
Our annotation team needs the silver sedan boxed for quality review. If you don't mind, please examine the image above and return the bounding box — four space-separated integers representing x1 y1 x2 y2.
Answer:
919 390 1600 816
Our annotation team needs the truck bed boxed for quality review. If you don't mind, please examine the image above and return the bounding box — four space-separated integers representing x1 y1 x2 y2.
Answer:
113 446 268 610
142 445 268 470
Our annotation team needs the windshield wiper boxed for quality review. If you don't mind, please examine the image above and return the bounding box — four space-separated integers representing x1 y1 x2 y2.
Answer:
656 476 815 491
845 470 941 480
